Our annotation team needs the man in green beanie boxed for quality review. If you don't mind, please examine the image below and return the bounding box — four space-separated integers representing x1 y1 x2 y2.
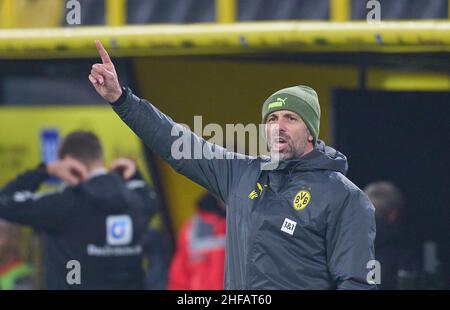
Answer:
88 41 377 290
261 85 321 162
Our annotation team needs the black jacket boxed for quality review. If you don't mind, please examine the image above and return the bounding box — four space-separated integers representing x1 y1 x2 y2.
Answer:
0 165 157 289
111 88 376 290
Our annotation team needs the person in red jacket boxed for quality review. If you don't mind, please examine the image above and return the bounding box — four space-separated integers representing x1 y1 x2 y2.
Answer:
168 193 226 290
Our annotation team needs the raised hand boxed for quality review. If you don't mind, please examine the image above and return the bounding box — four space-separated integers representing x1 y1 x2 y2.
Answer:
89 40 123 103
110 158 137 180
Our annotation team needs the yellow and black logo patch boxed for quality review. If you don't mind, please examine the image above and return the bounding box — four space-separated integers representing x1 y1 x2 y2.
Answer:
248 182 265 200
248 182 267 200
293 190 311 210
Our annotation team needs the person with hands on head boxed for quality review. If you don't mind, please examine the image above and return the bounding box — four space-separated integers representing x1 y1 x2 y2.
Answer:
91 41 376 290
0 130 159 289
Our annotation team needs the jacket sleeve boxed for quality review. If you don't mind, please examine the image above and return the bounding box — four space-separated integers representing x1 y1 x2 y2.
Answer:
1 164 48 195
326 189 377 290
0 168 74 232
110 88 255 204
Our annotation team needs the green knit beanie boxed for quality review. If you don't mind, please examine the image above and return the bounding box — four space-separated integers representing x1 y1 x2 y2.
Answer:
261 85 321 142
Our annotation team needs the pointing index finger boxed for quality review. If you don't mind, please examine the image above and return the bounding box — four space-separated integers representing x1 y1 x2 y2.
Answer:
95 40 112 64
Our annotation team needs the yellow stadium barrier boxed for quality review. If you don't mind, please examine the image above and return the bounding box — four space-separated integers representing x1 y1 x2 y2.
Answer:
0 21 449 59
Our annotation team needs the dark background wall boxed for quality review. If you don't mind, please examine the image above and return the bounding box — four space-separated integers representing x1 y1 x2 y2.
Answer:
333 89 450 287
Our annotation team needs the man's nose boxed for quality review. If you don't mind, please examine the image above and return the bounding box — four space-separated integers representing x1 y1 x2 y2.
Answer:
275 119 287 133
272 122 286 135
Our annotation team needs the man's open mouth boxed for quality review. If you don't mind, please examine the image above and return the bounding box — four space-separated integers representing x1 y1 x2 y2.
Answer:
273 136 288 144
272 136 289 152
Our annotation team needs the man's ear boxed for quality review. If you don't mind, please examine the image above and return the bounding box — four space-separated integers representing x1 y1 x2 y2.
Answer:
308 135 314 142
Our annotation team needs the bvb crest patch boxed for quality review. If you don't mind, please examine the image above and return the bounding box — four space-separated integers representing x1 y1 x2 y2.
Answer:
293 190 311 211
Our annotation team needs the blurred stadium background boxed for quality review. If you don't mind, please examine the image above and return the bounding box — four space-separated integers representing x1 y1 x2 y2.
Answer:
0 0 449 289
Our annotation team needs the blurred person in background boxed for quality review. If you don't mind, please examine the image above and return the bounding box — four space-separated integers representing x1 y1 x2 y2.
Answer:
0 130 159 289
365 181 417 290
0 219 33 290
168 193 226 290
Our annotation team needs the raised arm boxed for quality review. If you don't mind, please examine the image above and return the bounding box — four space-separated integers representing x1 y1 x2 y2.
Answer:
0 159 87 232
89 41 255 203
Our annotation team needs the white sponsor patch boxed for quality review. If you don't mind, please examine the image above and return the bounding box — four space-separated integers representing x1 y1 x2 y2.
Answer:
106 215 133 245
281 218 297 235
